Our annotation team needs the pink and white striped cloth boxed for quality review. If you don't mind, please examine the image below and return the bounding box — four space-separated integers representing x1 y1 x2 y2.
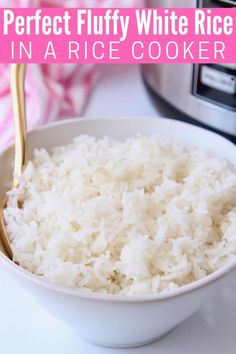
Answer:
0 0 142 150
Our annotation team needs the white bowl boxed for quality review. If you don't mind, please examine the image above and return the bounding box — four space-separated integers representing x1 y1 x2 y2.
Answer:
1 117 236 348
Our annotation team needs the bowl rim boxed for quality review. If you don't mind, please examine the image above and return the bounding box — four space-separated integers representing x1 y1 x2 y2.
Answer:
1 116 236 303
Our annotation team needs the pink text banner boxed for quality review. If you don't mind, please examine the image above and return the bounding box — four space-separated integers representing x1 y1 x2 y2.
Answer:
0 7 235 63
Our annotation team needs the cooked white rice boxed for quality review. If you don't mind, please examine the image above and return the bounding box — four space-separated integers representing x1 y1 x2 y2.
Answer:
4 135 236 295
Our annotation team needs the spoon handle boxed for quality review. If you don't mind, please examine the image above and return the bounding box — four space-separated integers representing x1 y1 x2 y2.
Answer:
11 64 27 188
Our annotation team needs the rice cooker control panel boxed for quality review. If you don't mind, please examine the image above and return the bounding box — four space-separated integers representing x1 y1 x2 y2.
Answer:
192 0 236 111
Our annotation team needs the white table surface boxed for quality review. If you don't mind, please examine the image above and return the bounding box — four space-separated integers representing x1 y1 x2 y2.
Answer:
1 64 236 354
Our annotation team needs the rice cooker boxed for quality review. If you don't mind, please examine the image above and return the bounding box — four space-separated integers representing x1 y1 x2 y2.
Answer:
143 0 236 140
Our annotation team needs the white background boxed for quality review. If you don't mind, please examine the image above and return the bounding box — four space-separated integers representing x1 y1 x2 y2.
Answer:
1 64 236 354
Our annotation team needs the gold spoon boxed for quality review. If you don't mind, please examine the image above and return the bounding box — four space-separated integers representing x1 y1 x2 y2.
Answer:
0 64 27 260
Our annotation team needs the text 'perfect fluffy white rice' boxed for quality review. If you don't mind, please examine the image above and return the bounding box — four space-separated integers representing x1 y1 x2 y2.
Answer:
4 135 236 295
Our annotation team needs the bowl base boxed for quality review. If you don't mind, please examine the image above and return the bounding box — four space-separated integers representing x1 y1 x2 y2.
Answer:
80 327 177 349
